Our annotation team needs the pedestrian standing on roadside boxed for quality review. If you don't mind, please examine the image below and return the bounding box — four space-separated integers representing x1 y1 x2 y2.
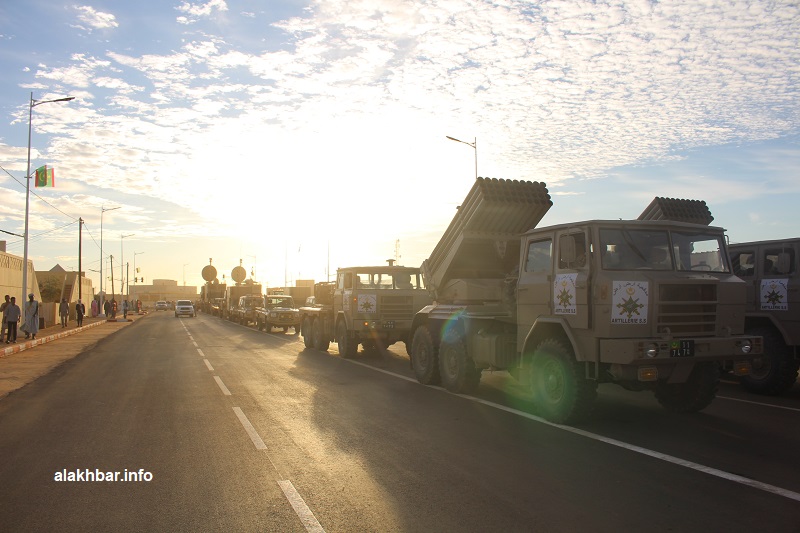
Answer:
111 298 117 319
103 299 110 318
76 299 85 327
0 294 9 342
59 297 69 327
23 293 39 340
5 296 20 344
122 299 129 319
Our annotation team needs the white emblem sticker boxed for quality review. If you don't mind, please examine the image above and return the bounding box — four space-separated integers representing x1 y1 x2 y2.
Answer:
612 281 648 324
760 279 789 311
358 294 377 313
553 273 577 315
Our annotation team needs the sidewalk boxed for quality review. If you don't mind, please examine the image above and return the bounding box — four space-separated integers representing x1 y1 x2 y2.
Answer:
0 312 149 400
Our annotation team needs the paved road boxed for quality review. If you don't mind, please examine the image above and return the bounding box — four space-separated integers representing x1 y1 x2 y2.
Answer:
1 311 799 531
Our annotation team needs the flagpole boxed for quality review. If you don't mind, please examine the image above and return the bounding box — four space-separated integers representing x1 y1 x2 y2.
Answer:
21 93 75 307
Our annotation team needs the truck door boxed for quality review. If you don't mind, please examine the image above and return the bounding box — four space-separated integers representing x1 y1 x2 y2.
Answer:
553 230 590 330
517 237 552 347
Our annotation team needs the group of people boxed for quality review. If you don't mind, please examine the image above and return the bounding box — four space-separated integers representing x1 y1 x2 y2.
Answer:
2 294 42 344
1 294 90 344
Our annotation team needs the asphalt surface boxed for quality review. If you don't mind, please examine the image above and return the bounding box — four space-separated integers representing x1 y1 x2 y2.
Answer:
0 311 799 531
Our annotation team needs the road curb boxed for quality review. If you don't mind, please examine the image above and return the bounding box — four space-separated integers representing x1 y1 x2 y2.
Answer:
0 320 107 359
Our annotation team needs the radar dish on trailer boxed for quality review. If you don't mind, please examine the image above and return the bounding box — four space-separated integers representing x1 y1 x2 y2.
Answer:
202 263 217 282
231 266 247 284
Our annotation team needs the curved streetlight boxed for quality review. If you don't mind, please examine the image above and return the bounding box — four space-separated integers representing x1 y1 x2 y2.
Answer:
22 93 75 305
446 135 478 180
100 205 120 305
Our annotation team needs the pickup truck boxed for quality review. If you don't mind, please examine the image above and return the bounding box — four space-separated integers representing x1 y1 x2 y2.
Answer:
230 294 265 326
256 295 301 333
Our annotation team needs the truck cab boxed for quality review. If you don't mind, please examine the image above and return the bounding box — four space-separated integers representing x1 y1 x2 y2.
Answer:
729 238 799 394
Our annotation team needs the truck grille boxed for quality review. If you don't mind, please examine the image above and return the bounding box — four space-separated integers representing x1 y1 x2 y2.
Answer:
380 296 414 321
657 284 717 336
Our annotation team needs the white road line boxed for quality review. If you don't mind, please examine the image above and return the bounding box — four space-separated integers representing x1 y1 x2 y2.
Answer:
717 395 800 412
214 376 232 396
203 359 214 371
344 359 800 503
233 407 267 450
192 341 198 347
278 480 325 533
189 335 194 341
197 348 205 358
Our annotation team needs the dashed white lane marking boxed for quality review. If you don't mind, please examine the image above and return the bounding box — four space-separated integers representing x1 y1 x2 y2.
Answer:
344 359 800 503
203 359 214 371
278 480 326 533
233 407 267 450
214 376 232 396
197 348 205 358
717 395 800 412
192 341 198 347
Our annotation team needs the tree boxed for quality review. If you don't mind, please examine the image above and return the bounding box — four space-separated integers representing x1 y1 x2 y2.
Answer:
39 277 63 303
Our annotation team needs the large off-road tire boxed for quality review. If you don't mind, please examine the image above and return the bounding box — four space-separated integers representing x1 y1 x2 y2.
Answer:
741 326 798 395
312 318 330 352
655 362 719 413
282 326 289 333
411 326 440 385
336 320 358 359
256 318 263 331
531 339 597 424
438 330 481 394
302 317 314 349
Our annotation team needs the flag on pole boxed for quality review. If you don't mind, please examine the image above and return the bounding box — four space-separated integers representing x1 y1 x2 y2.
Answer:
35 165 55 187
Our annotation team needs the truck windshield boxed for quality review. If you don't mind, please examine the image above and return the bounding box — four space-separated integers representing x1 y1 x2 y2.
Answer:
672 231 730 272
600 229 672 270
600 228 730 272
355 272 424 289
266 297 294 307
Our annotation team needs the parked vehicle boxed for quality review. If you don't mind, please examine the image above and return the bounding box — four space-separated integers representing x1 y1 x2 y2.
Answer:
299 261 431 357
230 294 265 326
256 295 301 333
729 238 799 394
408 178 760 424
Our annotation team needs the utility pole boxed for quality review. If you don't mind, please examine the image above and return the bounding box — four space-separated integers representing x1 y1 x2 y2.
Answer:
110 255 115 301
78 218 83 300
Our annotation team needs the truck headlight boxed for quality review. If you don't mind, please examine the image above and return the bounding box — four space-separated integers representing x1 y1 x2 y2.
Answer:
739 340 752 354
644 343 659 358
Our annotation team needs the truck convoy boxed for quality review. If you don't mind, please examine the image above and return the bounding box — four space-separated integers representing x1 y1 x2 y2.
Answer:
222 263 262 321
299 261 431 357
408 178 761 424
729 238 799 395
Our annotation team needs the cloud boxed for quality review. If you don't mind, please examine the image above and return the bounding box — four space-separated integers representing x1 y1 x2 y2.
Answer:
73 5 119 31
176 0 228 24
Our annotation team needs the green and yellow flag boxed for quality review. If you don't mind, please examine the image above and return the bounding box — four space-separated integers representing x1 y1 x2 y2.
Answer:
35 165 55 188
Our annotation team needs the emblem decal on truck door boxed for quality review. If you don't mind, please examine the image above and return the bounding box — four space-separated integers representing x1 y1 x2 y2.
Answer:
760 279 789 311
358 294 377 313
553 273 577 315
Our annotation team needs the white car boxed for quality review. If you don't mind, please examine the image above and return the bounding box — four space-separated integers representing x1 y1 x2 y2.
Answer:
155 301 169 311
175 300 196 317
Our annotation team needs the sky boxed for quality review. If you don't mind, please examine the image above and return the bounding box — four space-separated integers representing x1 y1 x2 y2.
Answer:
0 0 798 294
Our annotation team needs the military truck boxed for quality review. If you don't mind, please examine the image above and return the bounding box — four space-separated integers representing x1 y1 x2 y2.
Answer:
409 178 760 424
299 261 431 357
255 295 301 333
198 260 226 314
728 238 799 395
221 263 263 321
231 294 265 326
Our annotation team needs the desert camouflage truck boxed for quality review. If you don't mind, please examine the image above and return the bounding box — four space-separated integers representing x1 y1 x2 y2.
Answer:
299 261 432 357
409 179 761 424
221 263 262 321
198 260 226 314
728 238 799 395
255 294 301 333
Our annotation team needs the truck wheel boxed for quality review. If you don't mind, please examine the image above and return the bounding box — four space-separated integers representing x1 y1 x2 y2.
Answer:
438 330 481 394
294 325 301 335
257 319 263 331
741 327 798 395
302 317 313 348
655 362 719 413
282 326 289 333
337 320 357 359
312 318 330 352
411 326 440 385
531 339 596 424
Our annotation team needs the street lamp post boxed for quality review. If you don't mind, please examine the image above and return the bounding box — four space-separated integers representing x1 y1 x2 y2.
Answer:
445 135 478 180
22 92 75 305
120 233 134 298
100 205 120 307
